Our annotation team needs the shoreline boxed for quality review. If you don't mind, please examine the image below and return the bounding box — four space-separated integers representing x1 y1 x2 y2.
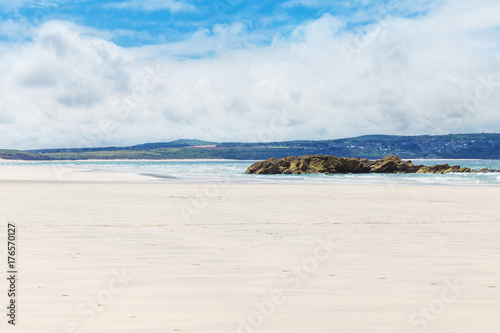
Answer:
2 158 500 162
0 158 250 163
2 155 500 164
1 165 499 186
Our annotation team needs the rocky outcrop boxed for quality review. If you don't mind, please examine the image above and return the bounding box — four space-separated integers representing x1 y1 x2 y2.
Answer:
245 155 499 175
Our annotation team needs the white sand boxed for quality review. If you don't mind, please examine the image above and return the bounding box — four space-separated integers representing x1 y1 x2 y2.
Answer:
1 167 499 332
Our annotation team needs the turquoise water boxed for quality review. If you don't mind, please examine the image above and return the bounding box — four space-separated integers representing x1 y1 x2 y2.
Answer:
1 159 500 185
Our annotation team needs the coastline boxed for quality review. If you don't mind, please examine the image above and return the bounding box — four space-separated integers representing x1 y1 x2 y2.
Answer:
0 158 248 163
2 157 500 163
1 164 499 186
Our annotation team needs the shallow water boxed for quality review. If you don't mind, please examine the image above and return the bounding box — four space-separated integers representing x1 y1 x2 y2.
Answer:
1 159 500 185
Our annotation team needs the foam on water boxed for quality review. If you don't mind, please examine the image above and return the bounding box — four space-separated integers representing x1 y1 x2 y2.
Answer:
1 159 500 185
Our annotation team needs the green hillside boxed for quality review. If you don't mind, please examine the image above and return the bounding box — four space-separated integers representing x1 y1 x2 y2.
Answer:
0 150 51 160
6 133 500 160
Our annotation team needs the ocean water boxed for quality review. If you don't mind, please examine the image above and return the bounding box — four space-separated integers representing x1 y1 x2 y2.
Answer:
1 159 500 186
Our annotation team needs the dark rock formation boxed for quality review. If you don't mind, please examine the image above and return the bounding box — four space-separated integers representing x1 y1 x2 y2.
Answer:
245 155 499 175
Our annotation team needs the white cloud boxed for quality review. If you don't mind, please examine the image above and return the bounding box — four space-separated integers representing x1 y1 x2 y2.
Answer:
0 18 34 40
1 0 500 149
0 0 68 12
127 22 264 59
103 0 195 13
290 13 344 42
282 0 322 9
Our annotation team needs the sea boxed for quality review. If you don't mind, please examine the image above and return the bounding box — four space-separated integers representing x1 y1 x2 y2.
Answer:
1 159 500 186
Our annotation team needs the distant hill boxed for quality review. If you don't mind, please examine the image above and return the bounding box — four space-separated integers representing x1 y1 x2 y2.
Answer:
2 133 498 160
0 149 51 160
129 139 216 150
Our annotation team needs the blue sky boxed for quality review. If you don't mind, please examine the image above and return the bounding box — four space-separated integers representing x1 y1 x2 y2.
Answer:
1 0 500 149
1 0 429 47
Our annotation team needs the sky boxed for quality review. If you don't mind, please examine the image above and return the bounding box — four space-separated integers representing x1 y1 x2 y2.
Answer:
0 0 500 149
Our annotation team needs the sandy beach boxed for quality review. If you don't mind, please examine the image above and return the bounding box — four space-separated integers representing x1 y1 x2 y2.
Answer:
1 167 499 332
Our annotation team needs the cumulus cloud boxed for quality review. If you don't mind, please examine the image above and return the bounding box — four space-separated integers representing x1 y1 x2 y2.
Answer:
1 0 500 149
